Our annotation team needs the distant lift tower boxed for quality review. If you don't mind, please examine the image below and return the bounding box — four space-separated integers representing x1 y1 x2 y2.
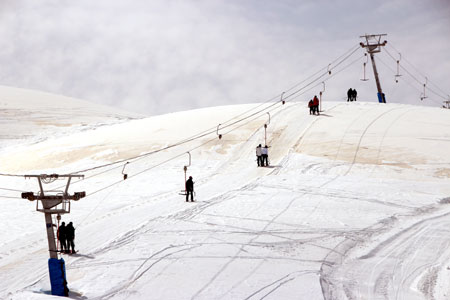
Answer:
360 34 387 103
22 174 85 297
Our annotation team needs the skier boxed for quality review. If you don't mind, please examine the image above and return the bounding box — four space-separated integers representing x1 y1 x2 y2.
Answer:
312 95 320 115
308 99 314 115
347 88 353 102
256 144 262 166
57 222 67 253
186 176 194 202
261 145 269 167
66 222 76 254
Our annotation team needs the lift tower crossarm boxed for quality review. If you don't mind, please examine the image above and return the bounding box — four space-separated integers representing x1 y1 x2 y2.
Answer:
22 174 85 259
360 34 388 103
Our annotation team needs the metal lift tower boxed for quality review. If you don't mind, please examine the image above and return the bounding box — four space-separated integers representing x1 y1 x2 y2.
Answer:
360 34 388 103
22 174 85 296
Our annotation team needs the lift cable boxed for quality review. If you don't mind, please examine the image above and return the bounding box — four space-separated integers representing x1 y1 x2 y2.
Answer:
86 100 288 198
54 98 288 194
0 43 363 180
383 47 448 102
74 43 363 176
69 99 281 176
0 195 22 199
70 47 357 177
377 54 442 106
288 54 366 102
282 44 361 95
283 46 362 102
87 133 221 197
52 96 289 191
0 172 26 177
0 186 28 192
387 42 449 98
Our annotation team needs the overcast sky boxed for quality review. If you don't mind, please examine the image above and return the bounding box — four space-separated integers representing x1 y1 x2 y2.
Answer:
0 0 449 115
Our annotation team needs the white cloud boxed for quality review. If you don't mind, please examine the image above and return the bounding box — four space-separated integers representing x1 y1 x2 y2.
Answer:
0 0 449 115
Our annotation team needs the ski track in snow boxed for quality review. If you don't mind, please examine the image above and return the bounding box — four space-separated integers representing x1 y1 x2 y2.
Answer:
321 208 450 300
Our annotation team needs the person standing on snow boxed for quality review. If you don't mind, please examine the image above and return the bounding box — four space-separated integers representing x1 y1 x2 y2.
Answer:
313 95 320 115
256 144 263 167
261 145 269 166
66 222 76 254
352 89 358 101
347 88 353 102
308 99 314 115
186 176 194 202
58 222 67 253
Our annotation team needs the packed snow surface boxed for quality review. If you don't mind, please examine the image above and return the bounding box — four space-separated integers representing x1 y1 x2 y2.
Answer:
1 87 450 299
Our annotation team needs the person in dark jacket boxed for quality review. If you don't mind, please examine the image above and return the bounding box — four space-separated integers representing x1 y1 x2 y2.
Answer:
352 89 358 101
261 145 269 166
308 99 314 115
347 88 353 102
58 222 67 253
186 176 194 202
66 222 76 254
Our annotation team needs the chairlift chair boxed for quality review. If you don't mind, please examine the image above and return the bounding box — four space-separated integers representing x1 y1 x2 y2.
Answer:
122 162 129 180
395 53 402 83
179 152 191 196
360 54 369 81
420 77 428 100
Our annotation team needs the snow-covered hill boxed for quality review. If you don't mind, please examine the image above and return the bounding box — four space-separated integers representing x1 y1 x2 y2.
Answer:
0 90 449 299
0 86 143 148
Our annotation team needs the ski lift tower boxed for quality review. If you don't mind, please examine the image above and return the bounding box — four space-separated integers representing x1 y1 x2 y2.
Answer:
360 34 388 103
21 174 85 297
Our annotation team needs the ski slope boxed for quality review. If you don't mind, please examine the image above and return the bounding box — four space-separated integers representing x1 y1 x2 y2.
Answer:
0 88 450 299
0 86 143 149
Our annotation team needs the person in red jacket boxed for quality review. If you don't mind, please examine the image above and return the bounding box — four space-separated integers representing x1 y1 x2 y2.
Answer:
312 95 320 115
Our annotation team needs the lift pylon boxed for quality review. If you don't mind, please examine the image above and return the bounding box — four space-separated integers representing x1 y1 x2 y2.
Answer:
360 34 387 103
21 174 85 296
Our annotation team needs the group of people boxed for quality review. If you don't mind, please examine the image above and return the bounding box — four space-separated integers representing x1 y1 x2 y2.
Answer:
308 95 320 115
347 88 358 101
57 221 76 254
256 144 269 167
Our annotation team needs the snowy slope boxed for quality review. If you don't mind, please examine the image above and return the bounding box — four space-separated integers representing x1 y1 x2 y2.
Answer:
0 86 143 148
0 93 450 300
